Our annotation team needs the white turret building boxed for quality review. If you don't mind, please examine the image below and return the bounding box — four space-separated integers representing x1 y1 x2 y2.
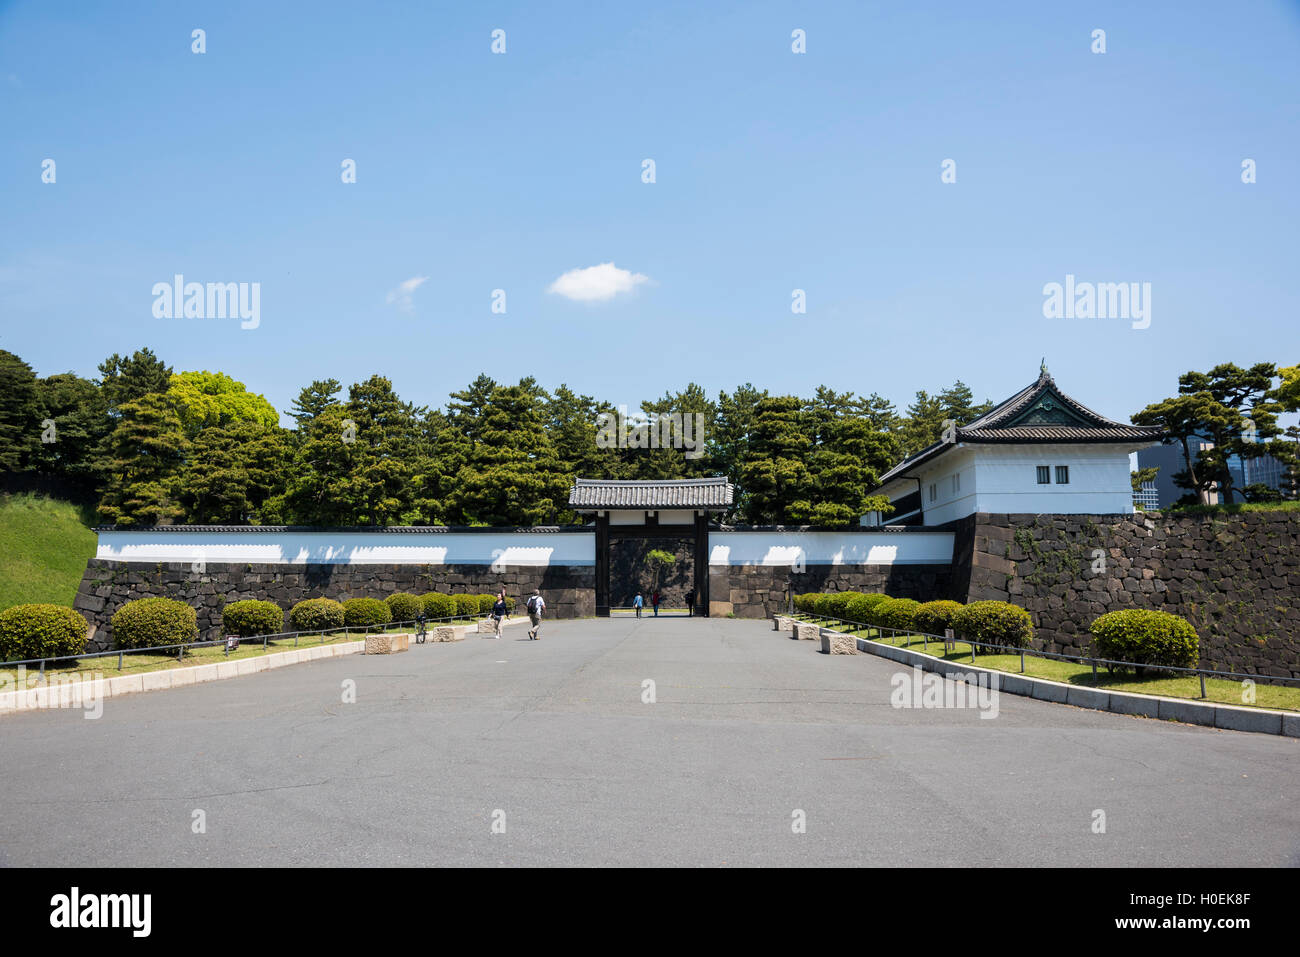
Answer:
863 367 1164 527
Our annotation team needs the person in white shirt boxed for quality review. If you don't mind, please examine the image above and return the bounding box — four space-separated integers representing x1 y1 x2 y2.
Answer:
525 589 545 640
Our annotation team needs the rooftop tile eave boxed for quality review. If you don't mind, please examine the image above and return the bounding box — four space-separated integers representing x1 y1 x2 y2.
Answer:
567 476 735 510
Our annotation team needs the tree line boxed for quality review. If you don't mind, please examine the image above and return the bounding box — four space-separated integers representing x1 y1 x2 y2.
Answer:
2 347 1293 525
0 347 994 527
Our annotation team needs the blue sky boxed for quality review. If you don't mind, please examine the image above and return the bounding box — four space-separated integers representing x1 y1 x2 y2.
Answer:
2 0 1297 426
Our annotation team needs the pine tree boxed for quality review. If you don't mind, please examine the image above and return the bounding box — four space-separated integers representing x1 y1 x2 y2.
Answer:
444 385 571 526
737 396 813 524
179 422 289 524
0 350 41 472
96 394 187 526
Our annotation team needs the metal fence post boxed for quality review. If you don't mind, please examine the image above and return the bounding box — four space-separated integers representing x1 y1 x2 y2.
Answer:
1199 674 1206 699
118 651 123 671
1020 650 1025 673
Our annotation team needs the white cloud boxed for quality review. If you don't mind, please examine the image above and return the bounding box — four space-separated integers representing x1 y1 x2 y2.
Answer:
547 262 649 302
386 275 429 312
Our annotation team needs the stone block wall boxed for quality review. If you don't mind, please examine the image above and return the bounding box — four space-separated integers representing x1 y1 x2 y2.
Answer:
953 511 1300 680
74 560 595 652
709 563 953 619
609 538 695 608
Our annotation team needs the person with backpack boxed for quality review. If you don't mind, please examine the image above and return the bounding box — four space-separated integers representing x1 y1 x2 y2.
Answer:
525 589 545 640
633 592 643 618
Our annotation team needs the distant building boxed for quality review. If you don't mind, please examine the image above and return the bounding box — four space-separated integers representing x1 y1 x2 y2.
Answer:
1137 440 1214 508
863 367 1163 526
1133 479 1160 510
1139 431 1293 507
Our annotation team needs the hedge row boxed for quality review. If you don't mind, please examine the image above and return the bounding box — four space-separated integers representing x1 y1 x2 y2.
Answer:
794 592 1199 666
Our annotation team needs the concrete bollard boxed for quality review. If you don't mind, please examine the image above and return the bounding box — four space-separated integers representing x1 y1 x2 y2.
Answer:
820 632 858 655
365 633 411 655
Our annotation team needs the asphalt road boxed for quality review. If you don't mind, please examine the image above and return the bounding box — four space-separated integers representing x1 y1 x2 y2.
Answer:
2 617 1296 867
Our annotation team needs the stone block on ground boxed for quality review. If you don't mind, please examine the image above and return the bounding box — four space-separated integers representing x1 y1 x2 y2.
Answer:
432 626 461 642
365 633 410 655
820 632 857 655
796 623 820 641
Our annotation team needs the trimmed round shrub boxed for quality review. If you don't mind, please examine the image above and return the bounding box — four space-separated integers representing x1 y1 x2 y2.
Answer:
821 592 858 621
343 598 391 628
844 593 889 624
873 597 920 631
0 604 88 662
811 594 835 618
1089 609 1199 671
111 597 198 650
289 597 344 633
421 592 456 620
793 593 817 614
221 599 284 637
477 594 498 614
912 600 964 637
953 600 1034 649
452 594 480 619
385 592 423 623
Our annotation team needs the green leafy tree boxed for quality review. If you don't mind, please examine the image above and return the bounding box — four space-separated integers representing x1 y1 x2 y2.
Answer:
167 371 279 435
646 548 676 593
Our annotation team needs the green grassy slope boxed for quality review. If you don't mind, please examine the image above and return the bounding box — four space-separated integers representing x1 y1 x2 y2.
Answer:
0 494 97 610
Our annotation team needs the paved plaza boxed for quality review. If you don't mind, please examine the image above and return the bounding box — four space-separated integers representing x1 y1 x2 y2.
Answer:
2 617 1296 867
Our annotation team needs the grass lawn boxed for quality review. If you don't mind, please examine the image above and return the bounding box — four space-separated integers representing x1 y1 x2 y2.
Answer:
796 616 1300 713
0 627 422 689
0 493 97 611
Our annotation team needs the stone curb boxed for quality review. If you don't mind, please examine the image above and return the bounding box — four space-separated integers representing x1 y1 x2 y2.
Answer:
0 640 367 717
834 630 1298 738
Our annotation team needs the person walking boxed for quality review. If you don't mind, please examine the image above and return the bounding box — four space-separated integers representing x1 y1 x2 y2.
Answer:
491 590 508 638
525 588 545 640
685 588 694 618
652 590 660 617
633 592 643 618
